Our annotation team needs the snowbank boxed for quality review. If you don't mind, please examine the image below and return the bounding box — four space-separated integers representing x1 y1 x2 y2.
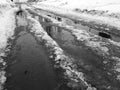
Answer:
0 6 18 90
0 7 18 50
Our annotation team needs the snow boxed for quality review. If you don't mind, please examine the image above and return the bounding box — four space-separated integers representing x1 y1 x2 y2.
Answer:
13 0 28 3
0 0 10 4
0 7 18 50
38 0 120 13
0 3 18 89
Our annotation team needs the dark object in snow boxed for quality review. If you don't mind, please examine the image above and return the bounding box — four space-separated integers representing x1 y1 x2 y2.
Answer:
24 70 28 75
11 0 13 2
47 15 51 17
16 10 23 16
46 26 52 37
57 17 62 21
98 32 111 39
74 21 79 24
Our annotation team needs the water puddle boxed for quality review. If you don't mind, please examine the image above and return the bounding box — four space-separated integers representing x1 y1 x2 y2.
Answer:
5 26 58 90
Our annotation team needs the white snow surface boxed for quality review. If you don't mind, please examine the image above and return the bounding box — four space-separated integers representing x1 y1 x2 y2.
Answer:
13 0 28 3
0 6 18 50
39 0 120 13
0 3 18 90
0 0 10 4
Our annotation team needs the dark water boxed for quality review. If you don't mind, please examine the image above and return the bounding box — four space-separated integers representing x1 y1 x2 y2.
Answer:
6 27 58 90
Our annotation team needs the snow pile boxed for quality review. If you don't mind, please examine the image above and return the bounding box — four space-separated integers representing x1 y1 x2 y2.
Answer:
0 7 18 50
0 6 18 90
27 16 97 90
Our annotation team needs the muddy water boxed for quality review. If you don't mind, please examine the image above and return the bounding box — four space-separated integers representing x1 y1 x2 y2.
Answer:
6 26 58 90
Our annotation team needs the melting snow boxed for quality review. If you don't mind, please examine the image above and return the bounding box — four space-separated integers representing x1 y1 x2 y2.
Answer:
27 16 97 90
0 3 18 89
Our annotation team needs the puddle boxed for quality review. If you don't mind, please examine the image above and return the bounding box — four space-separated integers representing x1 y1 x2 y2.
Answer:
5 27 58 90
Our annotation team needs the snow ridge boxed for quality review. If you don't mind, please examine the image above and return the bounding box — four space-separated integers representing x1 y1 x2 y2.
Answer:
0 5 18 90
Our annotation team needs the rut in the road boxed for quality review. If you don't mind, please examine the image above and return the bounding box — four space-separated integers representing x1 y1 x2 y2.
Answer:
5 26 58 90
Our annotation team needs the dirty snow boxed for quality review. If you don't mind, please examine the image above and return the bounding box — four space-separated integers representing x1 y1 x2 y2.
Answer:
0 3 18 90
